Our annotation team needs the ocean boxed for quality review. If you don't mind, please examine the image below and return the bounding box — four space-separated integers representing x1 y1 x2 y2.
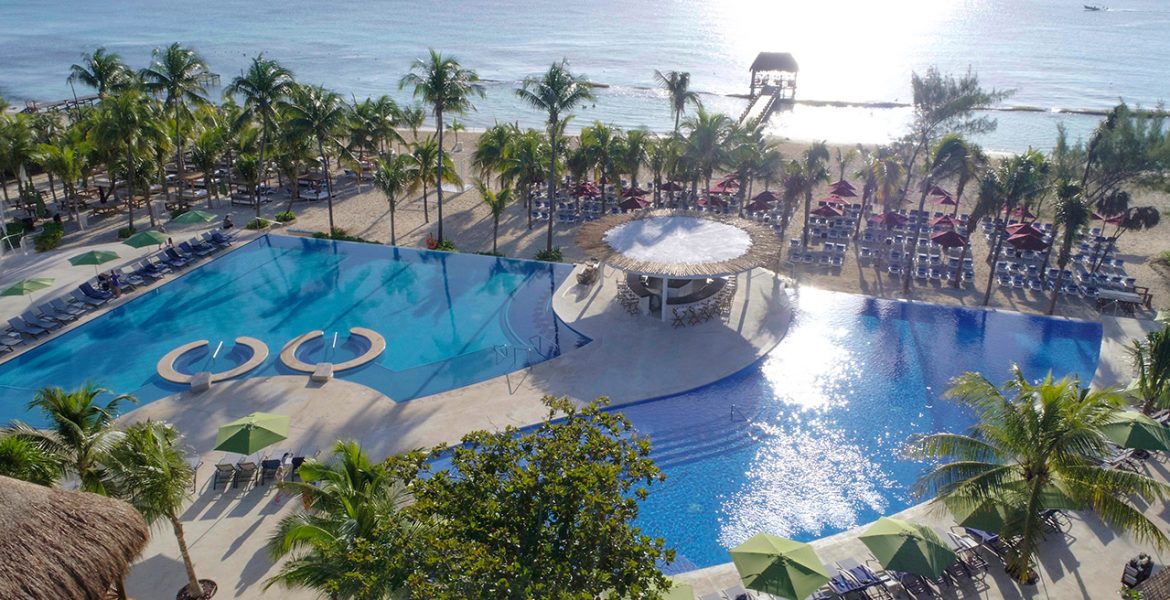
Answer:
1 0 1168 152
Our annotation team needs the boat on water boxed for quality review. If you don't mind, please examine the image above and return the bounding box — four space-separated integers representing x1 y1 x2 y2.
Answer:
1084 4 1105 10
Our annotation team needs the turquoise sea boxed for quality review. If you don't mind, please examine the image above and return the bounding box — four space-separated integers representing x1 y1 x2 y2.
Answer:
1 0 1168 151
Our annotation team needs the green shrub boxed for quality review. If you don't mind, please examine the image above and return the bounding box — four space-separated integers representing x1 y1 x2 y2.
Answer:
311 228 379 244
274 210 297 223
245 218 271 230
169 208 186 219
534 247 563 262
433 240 457 252
34 222 65 251
4 221 25 245
1158 250 1170 266
475 250 504 257
116 225 136 239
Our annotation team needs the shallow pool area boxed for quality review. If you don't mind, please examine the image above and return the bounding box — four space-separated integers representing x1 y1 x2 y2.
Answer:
0 235 586 427
619 288 1103 572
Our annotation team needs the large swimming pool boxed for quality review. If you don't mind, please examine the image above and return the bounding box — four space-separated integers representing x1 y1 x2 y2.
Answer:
0 235 585 427
619 288 1102 572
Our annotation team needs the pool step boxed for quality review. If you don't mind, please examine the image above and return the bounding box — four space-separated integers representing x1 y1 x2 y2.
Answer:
651 427 763 471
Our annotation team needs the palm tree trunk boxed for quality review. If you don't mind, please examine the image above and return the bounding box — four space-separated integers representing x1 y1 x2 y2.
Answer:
390 203 396 245
255 121 268 219
46 172 58 203
204 174 213 209
904 183 931 293
319 138 334 235
493 214 499 254
116 578 129 600
800 188 812 249
174 102 184 217
124 146 135 231
952 243 968 289
422 182 429 223
435 111 446 243
982 227 1006 306
170 514 204 598
546 123 557 253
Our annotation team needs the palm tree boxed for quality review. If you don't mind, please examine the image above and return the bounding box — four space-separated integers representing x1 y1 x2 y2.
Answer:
1046 184 1092 315
909 367 1170 582
400 50 483 243
580 121 621 212
226 55 296 217
618 128 650 193
681 108 733 200
501 128 549 231
903 134 972 292
35 137 92 221
283 84 348 234
374 154 412 245
472 122 516 186
190 125 226 207
106 421 206 600
266 441 413 599
978 150 1049 306
404 137 459 225
7 383 133 493
0 115 34 204
784 141 831 249
476 179 513 254
398 104 426 143
0 433 60 485
654 70 702 133
90 89 165 231
140 43 210 207
69 47 132 98
517 60 595 252
1129 326 1170 415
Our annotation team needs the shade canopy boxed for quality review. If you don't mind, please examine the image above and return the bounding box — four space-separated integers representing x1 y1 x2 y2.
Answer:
0 475 149 600
576 209 781 278
933 195 958 207
622 186 649 198
944 484 1075 533
811 204 844 218
1011 206 1036 219
170 209 218 225
1006 233 1050 251
745 200 774 213
699 196 728 208
619 197 649 211
752 190 780 204
69 250 120 266
710 180 739 195
1101 411 1170 450
0 277 54 297
1006 222 1044 237
859 517 958 578
820 195 846 206
751 52 799 73
122 229 170 249
659 181 686 192
930 214 958 228
214 412 290 455
930 230 968 249
730 532 830 600
873 212 907 226
662 581 695 600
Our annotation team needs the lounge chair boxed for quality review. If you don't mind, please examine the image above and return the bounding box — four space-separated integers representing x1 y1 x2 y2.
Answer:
235 461 259 488
180 240 212 258
158 249 188 269
8 317 47 338
70 289 107 307
50 298 87 317
167 246 194 262
117 267 146 288
260 459 282 485
720 586 755 600
138 259 171 277
289 455 307 481
35 304 76 323
202 232 229 249
211 463 236 490
80 282 113 300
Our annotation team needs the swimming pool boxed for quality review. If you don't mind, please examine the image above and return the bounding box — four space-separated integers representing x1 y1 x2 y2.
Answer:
0 235 586 427
619 288 1102 572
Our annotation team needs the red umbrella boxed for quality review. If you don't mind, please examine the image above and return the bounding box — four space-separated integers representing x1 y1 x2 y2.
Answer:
619 197 649 211
710 179 739 195
1006 222 1044 237
1007 233 1050 251
820 195 847 206
745 199 773 213
873 211 908 226
698 196 727 208
1093 211 1124 225
811 204 844 218
930 214 959 228
752 190 780 203
1011 206 1036 219
659 181 685 192
928 185 951 197
931 230 968 249
933 194 958 207
622 186 648 198
829 179 856 193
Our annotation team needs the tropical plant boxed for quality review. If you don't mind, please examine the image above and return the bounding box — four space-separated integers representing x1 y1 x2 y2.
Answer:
475 179 512 254
284 84 348 233
374 154 412 245
404 137 459 225
681 108 733 200
1046 183 1092 315
226 55 296 216
35 136 91 220
401 50 483 243
90 89 165 230
853 146 901 238
909 368 1170 583
68 47 133 98
654 70 701 133
517 60 595 252
500 128 548 230
0 433 60 485
1129 325 1170 415
1090 189 1161 273
618 128 651 192
190 125 226 207
903 134 974 292
0 114 35 205
141 42 210 206
6 383 134 493
579 121 621 211
105 421 207 599
471 122 516 186
783 141 831 249
977 150 1050 306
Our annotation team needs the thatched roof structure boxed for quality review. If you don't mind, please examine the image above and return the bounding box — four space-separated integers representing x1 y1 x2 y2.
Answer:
0 475 150 600
576 209 781 278
750 52 799 73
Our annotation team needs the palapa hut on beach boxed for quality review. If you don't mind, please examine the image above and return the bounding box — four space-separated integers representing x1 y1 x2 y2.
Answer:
749 52 798 99
0 475 150 600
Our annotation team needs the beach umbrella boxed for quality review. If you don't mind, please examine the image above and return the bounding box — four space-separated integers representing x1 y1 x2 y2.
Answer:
752 190 780 204
812 204 844 218
0 277 54 304
622 186 649 198
873 211 907 227
828 185 857 198
170 209 218 225
1011 206 1036 219
69 250 120 273
745 199 773 213
930 230 968 249
945 483 1077 533
662 581 695 600
933 194 958 207
122 229 170 249
0 475 149 600
859 517 958 579
930 214 959 228
820 195 846 206
1006 222 1044 237
828 178 856 193
699 196 728 208
1101 411 1170 451
660 181 685 192
1006 233 1049 251
711 179 739 195
619 197 649 211
730 533 830 599
214 412 290 455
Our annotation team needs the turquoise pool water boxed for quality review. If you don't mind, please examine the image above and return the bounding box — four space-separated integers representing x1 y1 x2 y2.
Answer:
0 235 586 427
619 288 1103 572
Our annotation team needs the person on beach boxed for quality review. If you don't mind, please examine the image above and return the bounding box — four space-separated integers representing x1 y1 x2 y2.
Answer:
223 214 234 230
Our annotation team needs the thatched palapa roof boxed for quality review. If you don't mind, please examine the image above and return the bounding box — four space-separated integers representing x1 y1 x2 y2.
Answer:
576 209 781 278
0 475 150 600
750 52 799 73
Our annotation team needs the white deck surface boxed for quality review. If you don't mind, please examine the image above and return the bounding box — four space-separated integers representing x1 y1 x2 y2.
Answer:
604 216 751 265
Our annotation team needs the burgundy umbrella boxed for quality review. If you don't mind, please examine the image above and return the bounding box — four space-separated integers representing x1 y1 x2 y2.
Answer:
928 184 951 197
1093 211 1124 225
698 196 727 208
659 181 685 192
821 195 847 206
1006 222 1044 237
812 204 844 218
873 211 908 226
930 214 959 228
752 190 780 203
745 199 773 213
711 179 739 195
829 179 857 193
933 194 958 207
931 230 968 249
1007 233 1049 251
1011 206 1036 219
618 197 649 211
622 186 648 198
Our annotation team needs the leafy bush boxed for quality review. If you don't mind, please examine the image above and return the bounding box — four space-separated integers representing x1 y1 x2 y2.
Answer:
475 250 504 257
311 227 379 244
534 247 563 262
275 210 297 223
4 221 25 245
245 218 271 230
116 225 136 239
1157 250 1170 266
169 208 186 219
34 222 65 251
433 240 457 252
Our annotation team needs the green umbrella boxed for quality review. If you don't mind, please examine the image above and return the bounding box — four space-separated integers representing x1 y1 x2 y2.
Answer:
214 412 290 455
122 230 170 249
69 250 120 274
170 209 218 225
0 278 54 304
662 581 695 600
1101 411 1170 451
730 532 830 599
858 517 958 579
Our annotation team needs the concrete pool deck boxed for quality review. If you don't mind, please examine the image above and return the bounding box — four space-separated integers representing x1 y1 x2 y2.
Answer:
121 265 794 598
